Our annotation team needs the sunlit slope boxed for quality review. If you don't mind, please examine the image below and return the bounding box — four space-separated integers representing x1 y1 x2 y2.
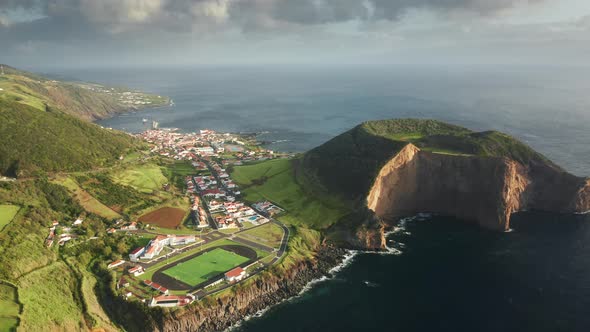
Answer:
0 64 168 121
302 119 555 200
0 99 136 177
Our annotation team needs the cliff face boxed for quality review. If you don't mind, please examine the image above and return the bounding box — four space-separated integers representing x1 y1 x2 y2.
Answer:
367 144 590 232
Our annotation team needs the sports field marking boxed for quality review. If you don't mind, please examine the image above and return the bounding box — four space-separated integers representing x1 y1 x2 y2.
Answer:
162 248 249 286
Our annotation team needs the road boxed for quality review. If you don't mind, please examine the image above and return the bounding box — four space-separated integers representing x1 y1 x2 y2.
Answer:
191 212 290 300
141 155 291 300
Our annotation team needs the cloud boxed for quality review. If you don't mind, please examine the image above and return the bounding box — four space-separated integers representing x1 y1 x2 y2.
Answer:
5 0 585 68
79 0 164 25
0 0 549 36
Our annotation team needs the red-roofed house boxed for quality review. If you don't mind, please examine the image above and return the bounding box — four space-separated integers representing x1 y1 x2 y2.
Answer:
144 280 169 294
108 260 126 269
129 246 146 262
225 267 246 282
128 265 144 276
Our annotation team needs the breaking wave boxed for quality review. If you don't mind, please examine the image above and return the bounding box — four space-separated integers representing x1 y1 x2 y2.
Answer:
227 214 435 331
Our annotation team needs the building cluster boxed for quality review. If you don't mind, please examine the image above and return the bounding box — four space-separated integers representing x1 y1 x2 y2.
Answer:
140 128 282 231
137 129 277 163
78 83 162 106
190 194 209 228
253 201 285 216
109 128 289 308
129 234 197 262
44 218 87 247
186 166 270 229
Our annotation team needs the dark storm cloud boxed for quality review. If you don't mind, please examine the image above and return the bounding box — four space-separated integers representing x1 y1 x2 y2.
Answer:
230 0 547 28
0 0 563 67
0 0 546 37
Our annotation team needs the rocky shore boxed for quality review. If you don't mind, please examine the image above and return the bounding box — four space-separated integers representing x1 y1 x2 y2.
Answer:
150 246 347 332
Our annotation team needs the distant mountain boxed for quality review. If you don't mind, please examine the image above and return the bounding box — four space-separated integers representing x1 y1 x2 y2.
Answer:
0 65 158 177
0 64 169 121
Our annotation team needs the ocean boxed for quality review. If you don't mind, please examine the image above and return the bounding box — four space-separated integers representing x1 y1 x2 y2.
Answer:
60 65 590 331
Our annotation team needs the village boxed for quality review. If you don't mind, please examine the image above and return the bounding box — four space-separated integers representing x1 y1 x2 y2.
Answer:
77 83 169 106
44 128 290 309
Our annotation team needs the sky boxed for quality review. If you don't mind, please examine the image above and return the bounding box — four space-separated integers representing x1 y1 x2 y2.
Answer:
1 0 590 68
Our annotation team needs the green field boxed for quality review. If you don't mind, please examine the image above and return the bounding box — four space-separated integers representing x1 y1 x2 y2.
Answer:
232 159 350 228
51 177 120 219
0 283 19 332
0 76 47 111
238 223 284 248
0 205 20 232
18 262 85 331
112 164 168 193
161 161 197 189
163 248 249 287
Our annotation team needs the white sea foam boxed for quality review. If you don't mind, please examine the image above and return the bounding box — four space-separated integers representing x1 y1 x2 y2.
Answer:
225 250 359 331
226 214 438 331
329 250 358 274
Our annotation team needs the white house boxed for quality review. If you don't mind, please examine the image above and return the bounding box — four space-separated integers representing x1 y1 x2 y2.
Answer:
128 265 144 276
225 267 246 282
129 247 146 262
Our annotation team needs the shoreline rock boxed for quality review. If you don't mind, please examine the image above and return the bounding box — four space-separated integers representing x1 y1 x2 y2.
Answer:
151 246 347 332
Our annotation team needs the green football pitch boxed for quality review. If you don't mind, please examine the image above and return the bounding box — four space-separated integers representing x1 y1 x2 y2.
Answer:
162 248 249 286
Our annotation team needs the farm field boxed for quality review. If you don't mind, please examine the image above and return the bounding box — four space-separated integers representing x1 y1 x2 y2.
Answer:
162 161 197 189
0 283 19 332
0 204 20 231
162 248 249 287
51 177 120 219
238 223 284 248
112 164 167 193
138 207 186 229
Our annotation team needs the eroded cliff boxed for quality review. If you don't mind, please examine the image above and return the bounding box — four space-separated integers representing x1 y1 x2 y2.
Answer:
150 248 345 332
367 144 590 232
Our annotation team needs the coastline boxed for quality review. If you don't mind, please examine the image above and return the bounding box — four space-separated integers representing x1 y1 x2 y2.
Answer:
92 102 172 124
152 246 348 332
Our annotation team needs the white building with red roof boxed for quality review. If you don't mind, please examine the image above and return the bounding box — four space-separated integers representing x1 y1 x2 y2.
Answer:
128 265 144 276
129 246 146 262
108 259 126 269
225 267 246 282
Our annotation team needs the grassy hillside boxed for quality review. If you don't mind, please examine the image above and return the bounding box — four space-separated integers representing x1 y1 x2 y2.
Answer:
0 64 169 121
111 164 168 194
0 205 20 232
232 119 558 234
303 119 555 200
0 177 156 331
0 99 137 177
0 282 20 332
52 176 121 219
232 158 350 229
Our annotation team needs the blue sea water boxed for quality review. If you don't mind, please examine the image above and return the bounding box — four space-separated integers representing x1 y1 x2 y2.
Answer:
59 65 590 331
